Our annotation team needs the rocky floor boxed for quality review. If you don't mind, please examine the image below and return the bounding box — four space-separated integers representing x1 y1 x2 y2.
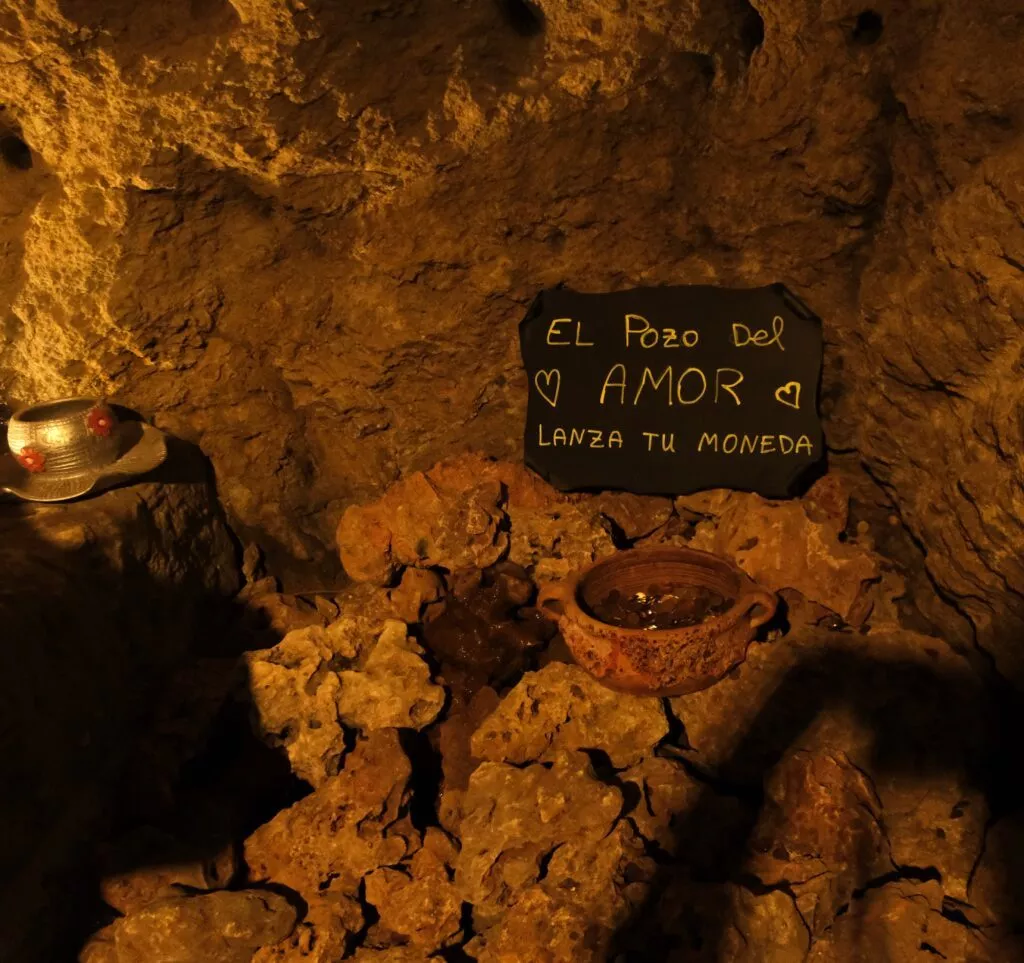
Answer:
75 455 1024 962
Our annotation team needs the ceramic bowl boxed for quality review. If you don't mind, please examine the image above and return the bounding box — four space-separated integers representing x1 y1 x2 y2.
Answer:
537 545 778 696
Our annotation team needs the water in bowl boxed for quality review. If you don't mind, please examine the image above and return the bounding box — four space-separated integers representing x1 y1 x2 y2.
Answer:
587 583 733 630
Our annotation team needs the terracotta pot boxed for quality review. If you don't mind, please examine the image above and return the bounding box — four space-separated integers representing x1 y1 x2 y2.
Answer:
536 546 778 697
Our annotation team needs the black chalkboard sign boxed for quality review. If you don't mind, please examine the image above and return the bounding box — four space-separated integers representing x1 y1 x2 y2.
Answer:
519 284 824 498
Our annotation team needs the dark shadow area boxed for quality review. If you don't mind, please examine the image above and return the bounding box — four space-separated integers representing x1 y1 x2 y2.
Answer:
851 10 884 46
497 0 545 38
0 133 33 171
737 1 765 58
0 431 309 962
611 640 1024 959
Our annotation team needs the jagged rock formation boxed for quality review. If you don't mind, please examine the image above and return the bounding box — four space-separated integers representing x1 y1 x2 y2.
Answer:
68 456 1021 962
1 1 1022 689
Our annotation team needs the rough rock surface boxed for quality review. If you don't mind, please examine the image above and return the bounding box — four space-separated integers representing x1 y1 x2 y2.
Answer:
386 566 446 624
245 624 350 787
73 594 1019 963
434 681 502 834
471 661 668 768
658 882 811 963
465 888 604 963
746 749 892 935
969 811 1024 931
585 492 676 543
336 619 446 731
805 880 1019 963
337 455 614 586
669 628 995 915
363 828 463 951
102 890 297 963
244 728 415 892
423 560 552 688
338 470 508 584
246 615 444 785
680 483 881 624
97 826 238 916
0 0 1022 688
244 729 416 961
236 581 340 646
456 750 653 959
620 754 750 877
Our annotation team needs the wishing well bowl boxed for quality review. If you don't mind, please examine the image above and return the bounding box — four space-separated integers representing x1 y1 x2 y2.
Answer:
537 546 778 697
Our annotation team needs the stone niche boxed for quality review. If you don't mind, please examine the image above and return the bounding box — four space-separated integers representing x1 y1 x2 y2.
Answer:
1 1 1024 962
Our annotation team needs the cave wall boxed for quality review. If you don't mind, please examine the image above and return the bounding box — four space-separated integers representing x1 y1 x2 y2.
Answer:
1 1 1022 679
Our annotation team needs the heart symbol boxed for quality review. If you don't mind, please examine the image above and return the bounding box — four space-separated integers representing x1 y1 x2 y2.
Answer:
774 381 801 409
534 369 561 408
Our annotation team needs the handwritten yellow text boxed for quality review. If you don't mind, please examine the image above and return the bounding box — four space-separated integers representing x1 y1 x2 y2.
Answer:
697 432 813 455
546 318 595 346
538 425 624 448
643 431 676 452
625 314 699 349
600 365 745 406
732 315 785 350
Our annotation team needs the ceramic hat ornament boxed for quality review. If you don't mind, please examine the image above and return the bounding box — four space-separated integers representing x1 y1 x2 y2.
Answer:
1 397 167 502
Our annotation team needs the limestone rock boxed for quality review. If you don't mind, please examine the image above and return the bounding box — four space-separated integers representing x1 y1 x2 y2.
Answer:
833 136 1024 687
455 752 624 925
471 661 668 769
336 620 446 732
338 465 508 583
427 456 615 581
236 579 340 647
1 0 1022 692
670 628 992 922
746 749 892 936
109 890 296 963
422 561 551 687
247 611 444 784
494 466 616 583
336 503 399 586
434 681 502 834
801 474 852 532
78 925 117 963
337 455 614 589
669 629 985 779
387 567 446 624
880 774 987 905
620 755 703 852
3 3 1023 955
347 948 437 963
968 811 1024 929
674 885 811 963
679 486 881 624
249 897 363 963
465 888 607 963
245 729 416 902
364 828 463 951
584 491 676 542
806 881 1004 963
245 626 350 787
541 819 653 926
97 826 237 916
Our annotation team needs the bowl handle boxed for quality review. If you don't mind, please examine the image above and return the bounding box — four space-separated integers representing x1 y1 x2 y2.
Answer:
735 586 778 630
536 580 570 620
